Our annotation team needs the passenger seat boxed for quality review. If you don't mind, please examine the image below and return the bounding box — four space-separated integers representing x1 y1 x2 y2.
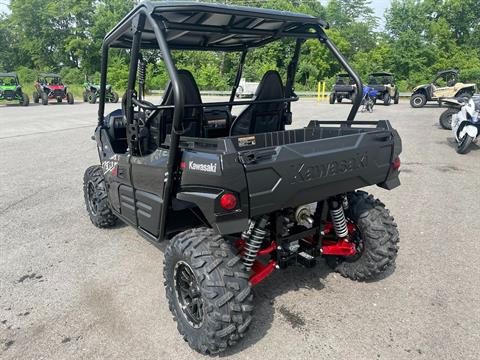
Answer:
148 70 204 151
230 70 285 136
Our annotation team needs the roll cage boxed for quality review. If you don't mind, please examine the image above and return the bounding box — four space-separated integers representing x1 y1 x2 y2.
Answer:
335 74 355 85
432 69 458 87
368 72 395 85
37 73 64 85
0 73 19 86
96 1 364 241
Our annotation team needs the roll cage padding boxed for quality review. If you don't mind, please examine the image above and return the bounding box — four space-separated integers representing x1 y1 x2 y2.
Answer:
230 70 285 136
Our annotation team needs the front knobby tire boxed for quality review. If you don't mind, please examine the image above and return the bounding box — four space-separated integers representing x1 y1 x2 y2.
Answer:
164 228 253 355
110 92 119 103
410 93 426 108
41 92 48 105
88 93 97 104
326 191 399 281
21 93 29 106
457 134 473 154
83 165 117 228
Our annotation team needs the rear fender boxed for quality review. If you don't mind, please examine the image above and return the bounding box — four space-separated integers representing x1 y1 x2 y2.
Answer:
176 189 248 235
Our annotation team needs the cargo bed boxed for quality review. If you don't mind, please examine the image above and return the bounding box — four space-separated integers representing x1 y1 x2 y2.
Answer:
176 120 401 219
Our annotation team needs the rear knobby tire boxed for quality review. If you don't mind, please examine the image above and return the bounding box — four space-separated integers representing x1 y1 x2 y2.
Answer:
329 93 335 104
439 108 457 130
111 91 119 103
327 191 399 281
394 91 399 104
83 91 88 102
164 228 253 355
33 91 39 103
67 92 74 104
383 92 391 106
83 165 117 228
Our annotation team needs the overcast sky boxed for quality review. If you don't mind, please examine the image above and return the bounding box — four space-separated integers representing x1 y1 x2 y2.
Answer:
370 0 391 26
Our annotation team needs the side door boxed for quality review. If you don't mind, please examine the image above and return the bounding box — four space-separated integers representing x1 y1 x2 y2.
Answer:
129 149 169 237
101 146 137 226
433 74 454 98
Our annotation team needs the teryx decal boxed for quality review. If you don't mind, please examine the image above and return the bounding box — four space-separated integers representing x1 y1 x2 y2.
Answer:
102 155 119 175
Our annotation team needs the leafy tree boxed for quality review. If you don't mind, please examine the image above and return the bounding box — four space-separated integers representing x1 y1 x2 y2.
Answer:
0 0 479 93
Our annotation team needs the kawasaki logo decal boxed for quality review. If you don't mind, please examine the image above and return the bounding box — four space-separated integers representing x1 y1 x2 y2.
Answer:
188 161 217 173
290 153 368 184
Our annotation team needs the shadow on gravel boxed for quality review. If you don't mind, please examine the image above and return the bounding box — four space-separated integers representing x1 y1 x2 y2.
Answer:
445 137 480 153
220 261 336 357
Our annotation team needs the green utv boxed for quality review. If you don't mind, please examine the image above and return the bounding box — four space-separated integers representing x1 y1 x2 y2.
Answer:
0 73 29 106
83 78 119 104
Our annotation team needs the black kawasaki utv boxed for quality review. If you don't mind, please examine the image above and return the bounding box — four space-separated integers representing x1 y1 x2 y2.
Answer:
83 2 402 355
329 73 357 103
0 73 29 106
367 72 399 105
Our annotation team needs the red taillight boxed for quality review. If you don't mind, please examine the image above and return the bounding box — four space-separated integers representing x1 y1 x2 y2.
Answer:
392 157 401 170
220 193 238 210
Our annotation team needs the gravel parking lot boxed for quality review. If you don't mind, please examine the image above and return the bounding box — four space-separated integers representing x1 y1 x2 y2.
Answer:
1 98 479 359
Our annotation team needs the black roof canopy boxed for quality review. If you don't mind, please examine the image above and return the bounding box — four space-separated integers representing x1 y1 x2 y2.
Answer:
436 69 458 76
369 72 394 77
39 73 62 78
106 1 328 51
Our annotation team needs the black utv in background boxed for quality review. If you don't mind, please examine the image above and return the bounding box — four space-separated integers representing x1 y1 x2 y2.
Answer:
329 73 357 103
83 2 402 355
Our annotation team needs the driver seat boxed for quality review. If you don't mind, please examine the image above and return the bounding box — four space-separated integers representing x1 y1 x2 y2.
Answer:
230 70 285 136
148 70 204 151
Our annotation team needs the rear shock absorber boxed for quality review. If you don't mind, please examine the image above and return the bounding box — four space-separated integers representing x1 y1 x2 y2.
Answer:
138 59 146 100
242 216 269 271
329 198 349 239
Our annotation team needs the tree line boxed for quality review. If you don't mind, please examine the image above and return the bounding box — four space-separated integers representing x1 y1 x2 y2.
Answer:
0 0 479 93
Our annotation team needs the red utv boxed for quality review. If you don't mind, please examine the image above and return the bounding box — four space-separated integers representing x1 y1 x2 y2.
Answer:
33 73 74 105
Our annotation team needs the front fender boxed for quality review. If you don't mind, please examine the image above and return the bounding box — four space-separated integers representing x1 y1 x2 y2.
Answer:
459 125 479 139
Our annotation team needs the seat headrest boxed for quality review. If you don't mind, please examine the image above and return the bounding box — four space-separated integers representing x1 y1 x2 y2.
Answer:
254 70 284 100
162 69 202 106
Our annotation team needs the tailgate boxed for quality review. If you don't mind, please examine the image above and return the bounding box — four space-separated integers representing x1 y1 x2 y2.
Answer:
237 126 398 216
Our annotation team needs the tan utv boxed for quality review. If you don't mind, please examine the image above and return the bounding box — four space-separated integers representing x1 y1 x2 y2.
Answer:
410 69 476 108
367 72 399 105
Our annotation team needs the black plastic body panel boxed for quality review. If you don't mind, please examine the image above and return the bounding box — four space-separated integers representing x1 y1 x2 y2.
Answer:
96 119 401 237
333 85 355 97
235 121 401 216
